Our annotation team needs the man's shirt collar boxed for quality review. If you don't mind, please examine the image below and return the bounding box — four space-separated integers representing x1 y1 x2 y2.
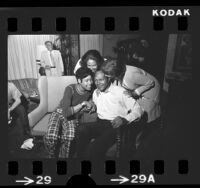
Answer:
96 83 115 97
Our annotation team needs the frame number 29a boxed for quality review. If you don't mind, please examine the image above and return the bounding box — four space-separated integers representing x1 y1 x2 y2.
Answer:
131 174 155 184
111 174 155 184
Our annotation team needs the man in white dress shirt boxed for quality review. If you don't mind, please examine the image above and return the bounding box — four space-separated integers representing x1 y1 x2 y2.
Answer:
75 70 143 160
40 41 64 76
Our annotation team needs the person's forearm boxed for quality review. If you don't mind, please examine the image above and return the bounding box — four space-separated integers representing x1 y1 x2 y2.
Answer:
9 98 21 112
135 80 155 96
64 102 85 118
72 103 84 114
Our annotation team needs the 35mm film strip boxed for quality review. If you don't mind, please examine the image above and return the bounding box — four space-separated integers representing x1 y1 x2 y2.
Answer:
0 6 196 186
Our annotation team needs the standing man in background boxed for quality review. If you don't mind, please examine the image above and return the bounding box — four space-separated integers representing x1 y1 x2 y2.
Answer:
40 41 64 76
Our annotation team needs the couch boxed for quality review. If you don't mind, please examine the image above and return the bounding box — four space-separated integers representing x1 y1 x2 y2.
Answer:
28 76 80 136
28 76 98 136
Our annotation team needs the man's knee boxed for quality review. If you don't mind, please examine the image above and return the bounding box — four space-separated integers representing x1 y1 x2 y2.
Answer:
14 105 26 117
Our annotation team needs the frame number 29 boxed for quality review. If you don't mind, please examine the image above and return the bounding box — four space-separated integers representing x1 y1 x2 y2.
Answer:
36 176 52 185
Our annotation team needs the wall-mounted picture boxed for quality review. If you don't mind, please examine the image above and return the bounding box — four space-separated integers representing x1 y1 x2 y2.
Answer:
173 34 192 72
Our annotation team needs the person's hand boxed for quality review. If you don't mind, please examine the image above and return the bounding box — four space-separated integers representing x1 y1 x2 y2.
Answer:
111 116 128 129
88 101 96 114
132 53 138 60
138 57 144 62
81 101 92 111
45 65 51 69
123 90 140 100
131 90 140 100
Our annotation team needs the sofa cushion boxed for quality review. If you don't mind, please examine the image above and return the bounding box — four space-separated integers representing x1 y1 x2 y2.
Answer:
31 114 51 136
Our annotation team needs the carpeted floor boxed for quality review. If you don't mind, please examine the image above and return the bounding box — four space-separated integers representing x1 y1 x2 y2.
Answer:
8 137 49 159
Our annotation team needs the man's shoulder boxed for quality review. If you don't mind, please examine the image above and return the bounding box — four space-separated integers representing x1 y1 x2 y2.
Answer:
110 84 125 93
65 84 76 92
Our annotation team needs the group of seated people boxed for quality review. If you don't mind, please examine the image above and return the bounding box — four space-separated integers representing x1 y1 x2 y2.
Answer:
8 49 161 160
44 49 161 160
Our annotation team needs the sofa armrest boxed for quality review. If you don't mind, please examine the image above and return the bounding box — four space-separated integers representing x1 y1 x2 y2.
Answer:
28 76 48 128
28 103 47 128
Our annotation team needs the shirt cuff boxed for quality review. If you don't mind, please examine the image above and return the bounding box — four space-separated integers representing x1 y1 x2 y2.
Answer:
124 107 143 123
124 115 132 123
126 114 140 124
134 89 140 96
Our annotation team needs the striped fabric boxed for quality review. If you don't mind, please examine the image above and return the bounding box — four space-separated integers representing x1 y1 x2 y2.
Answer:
10 78 39 97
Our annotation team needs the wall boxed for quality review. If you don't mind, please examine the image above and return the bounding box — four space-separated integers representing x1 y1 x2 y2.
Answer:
163 34 177 92
103 34 140 58
79 34 103 57
8 35 56 80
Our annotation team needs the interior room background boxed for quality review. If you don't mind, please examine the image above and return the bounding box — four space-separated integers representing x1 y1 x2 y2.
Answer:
8 34 192 93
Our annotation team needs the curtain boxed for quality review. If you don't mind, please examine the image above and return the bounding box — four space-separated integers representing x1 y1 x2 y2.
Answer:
8 35 56 80
79 35 103 57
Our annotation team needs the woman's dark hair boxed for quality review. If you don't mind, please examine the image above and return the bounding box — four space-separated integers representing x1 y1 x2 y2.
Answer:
75 67 93 81
80 50 104 70
100 57 126 82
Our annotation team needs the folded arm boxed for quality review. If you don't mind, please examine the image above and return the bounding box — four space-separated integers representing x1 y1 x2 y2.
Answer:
60 86 88 118
133 73 155 96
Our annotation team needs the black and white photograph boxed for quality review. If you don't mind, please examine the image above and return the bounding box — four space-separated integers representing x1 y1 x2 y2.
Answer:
7 33 193 183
